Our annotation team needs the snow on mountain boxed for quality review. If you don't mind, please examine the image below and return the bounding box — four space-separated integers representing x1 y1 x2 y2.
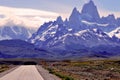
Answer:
53 28 112 49
67 1 119 33
29 0 120 58
81 20 109 27
29 15 119 51
0 26 34 41
108 27 120 38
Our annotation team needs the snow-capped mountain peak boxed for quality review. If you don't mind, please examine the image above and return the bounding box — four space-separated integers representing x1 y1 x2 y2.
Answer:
29 0 120 58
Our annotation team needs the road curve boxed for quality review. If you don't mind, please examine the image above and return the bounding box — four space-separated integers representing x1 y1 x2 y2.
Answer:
0 65 44 80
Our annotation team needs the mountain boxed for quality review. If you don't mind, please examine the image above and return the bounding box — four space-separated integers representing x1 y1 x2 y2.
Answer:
0 26 35 41
81 0 100 22
68 0 119 32
69 7 81 30
29 0 120 59
0 39 53 59
108 27 120 39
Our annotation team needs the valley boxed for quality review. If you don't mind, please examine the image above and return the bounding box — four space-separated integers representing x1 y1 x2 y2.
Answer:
0 0 120 80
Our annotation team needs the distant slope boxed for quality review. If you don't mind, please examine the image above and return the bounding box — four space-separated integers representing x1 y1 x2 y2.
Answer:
0 39 35 49
0 26 35 41
0 40 53 59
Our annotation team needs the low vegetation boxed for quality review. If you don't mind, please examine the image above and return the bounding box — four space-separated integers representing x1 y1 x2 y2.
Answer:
47 68 74 80
0 65 9 73
41 60 120 80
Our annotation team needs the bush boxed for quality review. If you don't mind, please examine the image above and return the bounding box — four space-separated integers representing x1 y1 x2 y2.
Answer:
47 68 74 80
55 72 74 80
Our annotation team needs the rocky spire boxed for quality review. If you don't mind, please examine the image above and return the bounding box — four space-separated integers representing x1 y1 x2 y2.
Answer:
81 0 100 21
69 7 80 20
69 7 81 28
56 16 63 24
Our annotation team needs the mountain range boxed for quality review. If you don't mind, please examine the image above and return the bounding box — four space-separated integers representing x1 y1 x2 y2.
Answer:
0 25 35 41
0 39 54 59
29 0 120 59
0 0 120 59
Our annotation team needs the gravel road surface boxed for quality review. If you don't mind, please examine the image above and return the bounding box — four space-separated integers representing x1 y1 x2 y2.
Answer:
0 65 44 80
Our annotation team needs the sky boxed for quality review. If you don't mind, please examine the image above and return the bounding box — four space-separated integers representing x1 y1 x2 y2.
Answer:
0 0 120 29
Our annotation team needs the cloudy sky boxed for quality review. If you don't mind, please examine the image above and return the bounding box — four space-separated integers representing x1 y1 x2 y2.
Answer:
0 0 120 29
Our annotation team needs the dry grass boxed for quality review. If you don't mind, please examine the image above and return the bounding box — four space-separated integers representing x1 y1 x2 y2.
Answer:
42 60 120 80
0 65 9 73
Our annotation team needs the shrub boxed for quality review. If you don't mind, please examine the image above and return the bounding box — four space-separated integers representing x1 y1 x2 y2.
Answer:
47 68 74 80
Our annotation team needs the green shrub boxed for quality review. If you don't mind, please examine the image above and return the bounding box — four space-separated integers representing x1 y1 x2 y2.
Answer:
47 68 74 80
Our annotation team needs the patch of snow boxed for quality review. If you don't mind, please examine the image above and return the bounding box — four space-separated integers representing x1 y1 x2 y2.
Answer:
62 34 72 38
48 24 53 28
35 25 59 41
81 20 109 27
10 26 18 35
18 27 22 34
108 27 120 38
31 39 35 43
93 28 97 32
27 30 32 38
74 29 88 36
35 35 44 41
81 36 86 40
0 35 12 40
43 25 58 35
68 28 72 31
51 32 56 34
39 36 46 41
98 34 103 37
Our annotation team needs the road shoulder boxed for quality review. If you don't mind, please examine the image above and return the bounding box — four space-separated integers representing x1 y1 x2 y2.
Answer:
36 65 61 80
0 66 19 78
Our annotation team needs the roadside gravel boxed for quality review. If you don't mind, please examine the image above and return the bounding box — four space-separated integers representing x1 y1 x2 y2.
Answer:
0 65 19 78
36 65 61 80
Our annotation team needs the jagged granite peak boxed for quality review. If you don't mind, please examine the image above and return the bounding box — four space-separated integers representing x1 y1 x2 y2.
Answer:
101 14 116 24
56 16 63 24
106 14 116 21
28 0 120 59
64 18 69 25
69 7 82 29
72 7 78 14
81 0 100 21
65 18 68 23
69 7 80 21
117 18 120 26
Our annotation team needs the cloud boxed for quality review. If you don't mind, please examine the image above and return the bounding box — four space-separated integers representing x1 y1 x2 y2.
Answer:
0 5 120 30
0 6 59 29
82 0 89 3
